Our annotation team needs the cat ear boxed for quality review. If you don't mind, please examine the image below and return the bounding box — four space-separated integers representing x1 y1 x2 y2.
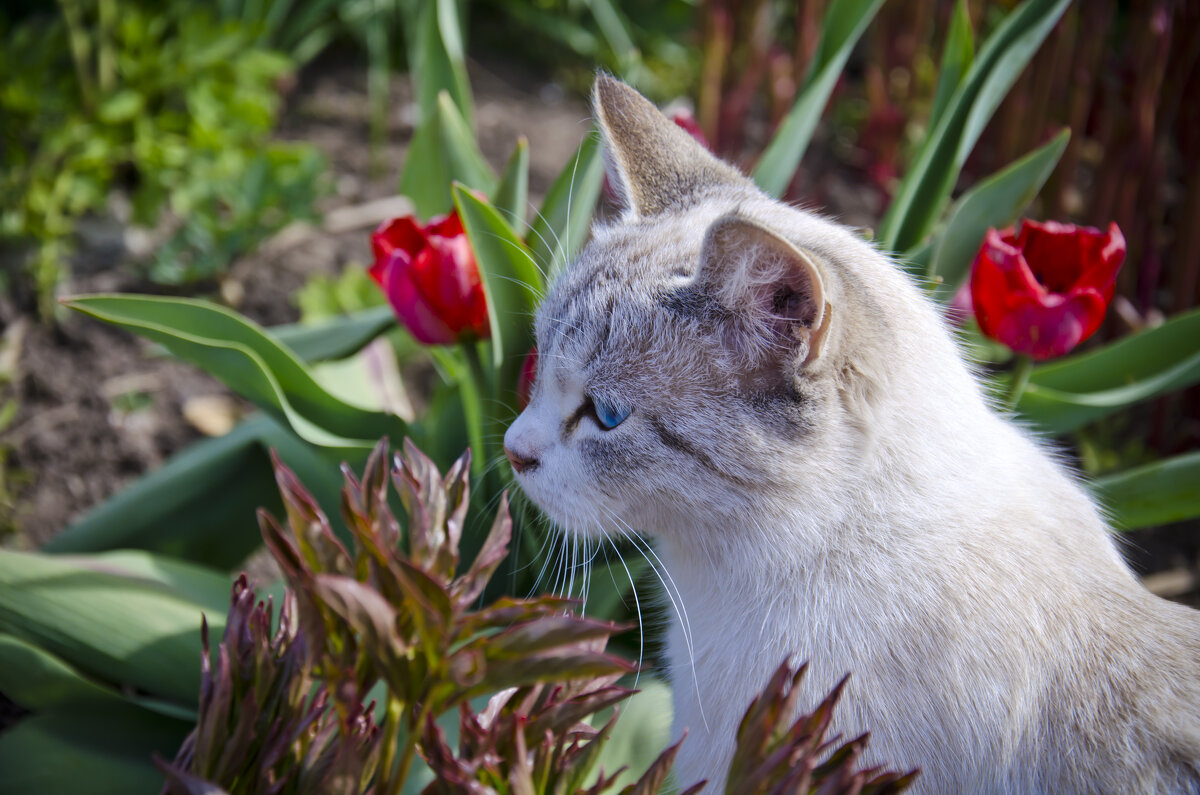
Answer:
698 214 832 367
593 73 748 218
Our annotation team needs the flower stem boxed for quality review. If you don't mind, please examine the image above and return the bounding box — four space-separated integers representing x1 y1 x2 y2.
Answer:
376 695 404 794
459 342 492 482
1005 354 1034 410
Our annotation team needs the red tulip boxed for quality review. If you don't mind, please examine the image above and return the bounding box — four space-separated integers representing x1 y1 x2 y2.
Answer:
970 220 1126 360
370 212 490 345
517 347 538 410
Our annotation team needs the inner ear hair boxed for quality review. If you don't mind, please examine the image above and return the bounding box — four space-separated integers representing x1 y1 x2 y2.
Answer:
700 214 832 366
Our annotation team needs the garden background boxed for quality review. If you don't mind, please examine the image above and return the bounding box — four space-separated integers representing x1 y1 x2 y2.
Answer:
1 0 1199 792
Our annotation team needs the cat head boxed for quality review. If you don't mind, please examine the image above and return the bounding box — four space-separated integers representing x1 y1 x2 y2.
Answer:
505 75 949 549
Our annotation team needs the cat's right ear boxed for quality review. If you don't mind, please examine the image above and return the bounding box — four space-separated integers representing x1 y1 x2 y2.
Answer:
698 214 832 368
593 73 747 218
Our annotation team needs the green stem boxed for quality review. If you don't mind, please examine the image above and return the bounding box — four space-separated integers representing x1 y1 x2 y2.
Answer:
459 342 492 482
377 695 405 795
386 699 433 795
1005 354 1034 410
58 0 96 113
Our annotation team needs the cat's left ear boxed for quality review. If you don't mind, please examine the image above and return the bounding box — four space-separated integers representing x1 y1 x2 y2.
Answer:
698 214 832 367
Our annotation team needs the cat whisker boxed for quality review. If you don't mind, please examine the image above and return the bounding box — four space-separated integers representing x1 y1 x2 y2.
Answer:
602 530 645 687
596 505 707 729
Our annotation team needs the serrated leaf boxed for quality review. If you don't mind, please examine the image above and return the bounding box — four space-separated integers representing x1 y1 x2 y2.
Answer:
1092 451 1200 530
753 0 884 198
528 133 605 276
878 0 1070 253
929 129 1068 295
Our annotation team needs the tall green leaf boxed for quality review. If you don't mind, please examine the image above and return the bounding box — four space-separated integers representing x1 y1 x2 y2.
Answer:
929 0 975 129
929 128 1069 294
1006 309 1200 434
63 294 405 449
409 0 474 129
753 0 884 198
492 137 530 234
877 0 1070 253
400 91 497 220
1092 452 1200 530
528 133 605 275
453 185 540 392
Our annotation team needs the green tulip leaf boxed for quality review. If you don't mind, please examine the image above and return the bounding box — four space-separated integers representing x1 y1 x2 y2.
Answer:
0 549 216 704
929 0 975 130
753 0 884 198
0 704 191 795
62 294 405 450
1092 451 1200 531
529 133 605 276
399 119 452 221
409 0 474 130
453 184 540 394
929 128 1069 295
877 0 1070 253
493 136 531 235
269 305 396 364
400 91 497 220
0 633 125 711
1007 309 1200 434
44 414 350 566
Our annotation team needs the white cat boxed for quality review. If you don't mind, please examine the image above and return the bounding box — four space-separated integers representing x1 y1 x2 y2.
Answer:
504 75 1200 792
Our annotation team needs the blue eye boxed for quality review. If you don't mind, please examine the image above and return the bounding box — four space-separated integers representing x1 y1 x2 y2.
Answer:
591 396 630 430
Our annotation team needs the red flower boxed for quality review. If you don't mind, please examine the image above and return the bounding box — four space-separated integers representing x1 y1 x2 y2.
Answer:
517 347 537 409
369 212 490 345
970 220 1126 360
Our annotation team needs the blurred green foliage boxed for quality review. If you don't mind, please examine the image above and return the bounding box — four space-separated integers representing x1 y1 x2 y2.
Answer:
0 1 324 311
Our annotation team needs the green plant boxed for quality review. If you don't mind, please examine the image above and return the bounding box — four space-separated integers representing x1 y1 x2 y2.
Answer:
6 1 1200 789
0 2 324 311
154 438 913 793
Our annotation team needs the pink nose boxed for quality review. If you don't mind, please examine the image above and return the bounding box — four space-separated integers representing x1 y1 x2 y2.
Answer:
505 445 539 474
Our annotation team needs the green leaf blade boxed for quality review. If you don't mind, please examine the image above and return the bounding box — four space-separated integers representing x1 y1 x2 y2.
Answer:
528 133 605 276
929 128 1069 294
878 0 1070 253
452 185 540 393
1092 451 1200 530
753 0 884 198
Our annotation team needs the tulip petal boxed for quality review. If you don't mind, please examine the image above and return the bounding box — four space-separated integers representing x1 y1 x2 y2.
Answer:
992 291 1106 360
371 217 427 276
381 251 456 345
